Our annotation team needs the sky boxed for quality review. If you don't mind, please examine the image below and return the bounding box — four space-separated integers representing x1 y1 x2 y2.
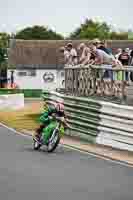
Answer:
0 0 132 36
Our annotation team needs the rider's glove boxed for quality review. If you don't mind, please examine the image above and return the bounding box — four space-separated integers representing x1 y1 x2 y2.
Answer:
49 116 53 120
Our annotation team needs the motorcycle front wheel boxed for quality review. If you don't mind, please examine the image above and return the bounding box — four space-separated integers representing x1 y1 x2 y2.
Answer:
33 139 41 150
47 130 60 153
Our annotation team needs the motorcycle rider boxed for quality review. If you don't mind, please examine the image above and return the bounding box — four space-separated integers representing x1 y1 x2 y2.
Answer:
33 102 67 143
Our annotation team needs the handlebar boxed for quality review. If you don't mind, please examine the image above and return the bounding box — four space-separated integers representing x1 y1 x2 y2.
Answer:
50 115 70 128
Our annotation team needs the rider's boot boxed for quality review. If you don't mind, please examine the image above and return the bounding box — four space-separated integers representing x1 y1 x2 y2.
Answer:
33 134 41 144
34 125 45 144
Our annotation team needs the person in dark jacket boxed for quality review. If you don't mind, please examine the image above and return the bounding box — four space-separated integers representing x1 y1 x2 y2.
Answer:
129 50 133 81
118 49 130 66
98 40 112 55
118 49 130 82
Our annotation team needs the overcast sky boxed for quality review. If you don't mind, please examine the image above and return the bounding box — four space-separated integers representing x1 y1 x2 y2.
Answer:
0 0 132 36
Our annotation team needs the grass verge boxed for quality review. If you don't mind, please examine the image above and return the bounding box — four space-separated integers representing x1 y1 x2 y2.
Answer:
0 102 42 133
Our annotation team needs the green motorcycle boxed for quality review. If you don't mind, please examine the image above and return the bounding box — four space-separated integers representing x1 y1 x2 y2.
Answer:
33 116 65 153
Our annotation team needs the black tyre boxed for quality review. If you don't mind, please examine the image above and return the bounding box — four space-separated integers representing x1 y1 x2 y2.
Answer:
47 130 60 153
33 140 41 150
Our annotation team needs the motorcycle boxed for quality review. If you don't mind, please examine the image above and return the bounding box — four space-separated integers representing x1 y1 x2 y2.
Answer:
33 116 67 153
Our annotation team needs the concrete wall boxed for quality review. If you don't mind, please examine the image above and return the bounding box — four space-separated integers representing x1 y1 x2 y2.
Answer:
7 69 65 90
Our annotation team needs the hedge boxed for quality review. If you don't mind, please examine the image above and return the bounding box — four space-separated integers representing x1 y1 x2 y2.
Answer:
0 89 42 98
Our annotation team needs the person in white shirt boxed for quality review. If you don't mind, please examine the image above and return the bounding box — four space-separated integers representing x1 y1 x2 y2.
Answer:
115 48 122 60
65 43 78 65
64 48 71 65
59 45 75 65
125 48 130 56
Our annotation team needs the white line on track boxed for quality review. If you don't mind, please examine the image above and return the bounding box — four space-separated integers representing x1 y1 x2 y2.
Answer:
0 122 133 168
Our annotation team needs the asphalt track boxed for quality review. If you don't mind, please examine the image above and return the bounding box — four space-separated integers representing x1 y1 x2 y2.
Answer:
0 125 133 200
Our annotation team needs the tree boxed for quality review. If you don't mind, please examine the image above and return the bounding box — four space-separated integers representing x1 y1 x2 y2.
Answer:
110 32 128 40
0 33 10 88
0 48 7 64
0 33 9 64
0 33 10 48
0 32 9 69
69 19 110 40
15 25 64 40
69 18 130 40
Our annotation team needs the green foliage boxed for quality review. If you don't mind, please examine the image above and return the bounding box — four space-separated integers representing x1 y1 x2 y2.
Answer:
0 89 42 97
15 25 64 40
0 48 7 63
70 19 110 40
69 18 129 40
0 47 8 68
0 33 10 48
128 30 133 40
110 32 128 40
0 33 9 67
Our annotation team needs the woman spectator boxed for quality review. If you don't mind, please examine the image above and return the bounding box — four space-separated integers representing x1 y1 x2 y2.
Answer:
78 43 92 65
118 49 130 83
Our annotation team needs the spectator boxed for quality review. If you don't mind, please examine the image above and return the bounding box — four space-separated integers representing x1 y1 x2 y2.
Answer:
89 42 123 82
130 49 133 65
125 48 130 55
118 49 130 83
98 40 112 55
64 47 71 65
129 50 133 81
92 38 101 47
115 48 122 60
78 43 91 65
89 43 116 65
65 43 78 65
118 49 130 66
59 44 77 65
59 46 69 65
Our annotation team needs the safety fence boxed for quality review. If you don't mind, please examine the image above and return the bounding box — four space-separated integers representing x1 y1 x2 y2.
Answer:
42 90 133 152
65 65 133 101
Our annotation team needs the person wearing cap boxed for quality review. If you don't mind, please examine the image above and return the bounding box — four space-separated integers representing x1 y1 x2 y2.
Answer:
59 44 75 65
92 38 101 48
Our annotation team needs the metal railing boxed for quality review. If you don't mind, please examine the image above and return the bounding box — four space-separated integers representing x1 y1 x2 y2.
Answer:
65 65 133 101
